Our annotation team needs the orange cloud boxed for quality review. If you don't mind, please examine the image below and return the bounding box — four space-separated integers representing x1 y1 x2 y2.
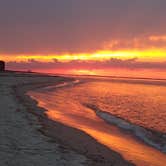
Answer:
149 35 166 42
103 35 166 50
1 34 166 66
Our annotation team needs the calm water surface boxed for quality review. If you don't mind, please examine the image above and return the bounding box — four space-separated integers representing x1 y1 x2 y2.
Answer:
28 77 166 166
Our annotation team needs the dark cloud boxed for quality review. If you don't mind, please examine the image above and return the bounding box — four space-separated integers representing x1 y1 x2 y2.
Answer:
7 58 166 71
0 0 166 54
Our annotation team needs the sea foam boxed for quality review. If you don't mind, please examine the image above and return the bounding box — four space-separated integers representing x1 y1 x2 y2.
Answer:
85 104 166 153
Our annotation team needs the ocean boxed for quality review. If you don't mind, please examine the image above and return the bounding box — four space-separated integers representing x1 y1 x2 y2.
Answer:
28 76 166 166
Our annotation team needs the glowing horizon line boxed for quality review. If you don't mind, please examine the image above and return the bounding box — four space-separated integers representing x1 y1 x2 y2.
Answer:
1 48 166 62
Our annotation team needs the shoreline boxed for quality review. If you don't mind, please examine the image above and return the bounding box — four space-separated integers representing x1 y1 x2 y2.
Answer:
12 74 134 166
0 72 87 166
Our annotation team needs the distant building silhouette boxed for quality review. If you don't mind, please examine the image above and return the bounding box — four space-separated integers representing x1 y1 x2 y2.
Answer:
0 61 5 71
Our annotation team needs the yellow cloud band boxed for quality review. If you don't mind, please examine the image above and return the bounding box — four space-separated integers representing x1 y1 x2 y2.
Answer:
1 49 166 62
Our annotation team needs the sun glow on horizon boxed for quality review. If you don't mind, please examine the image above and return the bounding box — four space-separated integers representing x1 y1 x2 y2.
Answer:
1 48 166 63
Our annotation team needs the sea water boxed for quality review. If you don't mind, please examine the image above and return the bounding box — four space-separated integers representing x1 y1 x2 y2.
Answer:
28 76 166 166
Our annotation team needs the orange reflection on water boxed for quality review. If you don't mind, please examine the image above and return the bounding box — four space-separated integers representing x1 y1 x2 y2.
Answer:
28 80 166 166
45 108 166 166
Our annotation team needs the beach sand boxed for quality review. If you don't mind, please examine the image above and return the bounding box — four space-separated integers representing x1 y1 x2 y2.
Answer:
0 71 133 166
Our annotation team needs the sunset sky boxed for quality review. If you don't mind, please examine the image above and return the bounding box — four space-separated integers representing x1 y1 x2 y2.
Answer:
0 0 166 78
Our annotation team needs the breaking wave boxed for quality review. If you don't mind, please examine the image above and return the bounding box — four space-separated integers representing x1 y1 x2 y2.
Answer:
85 104 166 153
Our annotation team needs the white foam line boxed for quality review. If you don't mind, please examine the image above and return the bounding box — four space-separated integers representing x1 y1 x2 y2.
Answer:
98 111 166 153
41 79 81 91
86 104 166 153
